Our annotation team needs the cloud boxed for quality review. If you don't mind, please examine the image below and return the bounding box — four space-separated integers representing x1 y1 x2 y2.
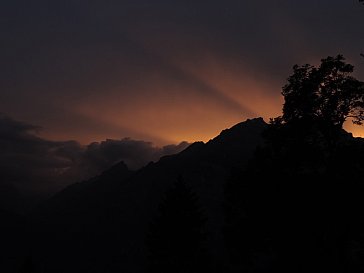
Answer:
0 114 190 195
0 114 82 192
67 138 190 181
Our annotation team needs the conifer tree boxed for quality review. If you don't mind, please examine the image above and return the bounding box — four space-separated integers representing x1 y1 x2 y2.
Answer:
19 256 37 273
146 177 208 273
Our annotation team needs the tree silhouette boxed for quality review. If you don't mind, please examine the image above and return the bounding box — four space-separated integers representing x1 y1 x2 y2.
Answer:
19 256 37 273
281 55 364 128
223 54 364 272
223 169 255 272
146 177 208 273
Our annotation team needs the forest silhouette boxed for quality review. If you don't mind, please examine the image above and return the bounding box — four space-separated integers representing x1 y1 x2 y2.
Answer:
224 55 364 273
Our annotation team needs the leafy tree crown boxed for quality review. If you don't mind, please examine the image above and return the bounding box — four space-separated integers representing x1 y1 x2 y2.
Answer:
281 55 364 128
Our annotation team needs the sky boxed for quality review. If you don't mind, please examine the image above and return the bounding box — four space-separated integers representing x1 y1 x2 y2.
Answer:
1 0 363 145
0 1 364 197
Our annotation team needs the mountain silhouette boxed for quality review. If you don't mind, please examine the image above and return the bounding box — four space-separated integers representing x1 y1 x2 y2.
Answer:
4 117 364 273
28 118 267 273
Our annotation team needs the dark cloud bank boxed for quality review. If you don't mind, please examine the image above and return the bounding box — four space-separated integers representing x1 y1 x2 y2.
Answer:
0 113 189 198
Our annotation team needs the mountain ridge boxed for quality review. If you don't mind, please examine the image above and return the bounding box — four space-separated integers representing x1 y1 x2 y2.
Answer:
12 117 364 273
29 117 268 273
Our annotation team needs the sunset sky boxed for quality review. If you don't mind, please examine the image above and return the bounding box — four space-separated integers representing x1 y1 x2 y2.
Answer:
1 0 364 145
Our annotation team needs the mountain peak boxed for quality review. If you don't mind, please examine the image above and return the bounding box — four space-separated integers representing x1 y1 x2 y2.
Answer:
224 117 266 131
99 161 131 181
210 117 267 144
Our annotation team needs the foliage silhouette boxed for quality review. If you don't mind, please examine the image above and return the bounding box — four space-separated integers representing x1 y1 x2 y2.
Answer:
146 176 209 273
281 55 364 128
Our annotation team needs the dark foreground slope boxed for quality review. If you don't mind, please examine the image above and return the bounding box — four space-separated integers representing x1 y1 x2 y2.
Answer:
224 120 364 273
28 118 267 273
0 209 27 273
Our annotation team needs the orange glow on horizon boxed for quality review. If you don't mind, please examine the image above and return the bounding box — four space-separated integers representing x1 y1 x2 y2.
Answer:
36 26 364 145
38 55 364 145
